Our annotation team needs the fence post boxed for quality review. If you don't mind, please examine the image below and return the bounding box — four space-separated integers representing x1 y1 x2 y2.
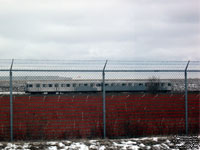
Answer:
9 59 14 142
102 60 107 138
184 60 190 135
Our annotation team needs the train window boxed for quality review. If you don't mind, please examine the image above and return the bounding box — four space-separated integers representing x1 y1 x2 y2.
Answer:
84 84 88 86
90 83 94 87
128 83 132 86
42 84 46 87
73 83 76 87
79 83 83 86
168 83 171 86
36 84 40 88
153 83 159 86
116 83 120 86
139 83 143 86
61 84 65 87
96 83 101 87
111 83 115 86
105 84 109 86
55 84 59 87
48 84 53 87
161 83 165 87
28 84 33 88
66 84 70 87
122 83 126 86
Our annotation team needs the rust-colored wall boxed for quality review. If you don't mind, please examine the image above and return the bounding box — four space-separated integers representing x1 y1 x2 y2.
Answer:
0 93 199 140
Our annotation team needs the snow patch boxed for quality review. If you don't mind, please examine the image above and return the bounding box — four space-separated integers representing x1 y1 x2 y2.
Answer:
47 142 57 145
58 142 65 147
89 140 97 143
99 145 106 150
89 144 98 149
176 142 185 146
48 146 57 150
153 144 161 150
165 139 171 143
4 143 18 150
146 145 151 149
23 143 30 149
161 143 170 149
153 137 158 142
123 141 137 145
69 142 89 150
114 141 139 150
139 143 145 147
128 145 140 150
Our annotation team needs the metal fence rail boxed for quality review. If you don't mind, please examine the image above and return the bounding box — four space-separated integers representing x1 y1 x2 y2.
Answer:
0 59 200 141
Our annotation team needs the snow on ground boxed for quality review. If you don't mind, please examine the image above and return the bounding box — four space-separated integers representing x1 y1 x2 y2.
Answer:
0 135 199 150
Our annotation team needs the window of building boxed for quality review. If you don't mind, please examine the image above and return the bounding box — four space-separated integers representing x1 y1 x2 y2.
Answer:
66 84 70 87
48 84 53 87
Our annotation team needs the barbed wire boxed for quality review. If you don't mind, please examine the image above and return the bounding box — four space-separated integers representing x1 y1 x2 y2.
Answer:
0 59 199 71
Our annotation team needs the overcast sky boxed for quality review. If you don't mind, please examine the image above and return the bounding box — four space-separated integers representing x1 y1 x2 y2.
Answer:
0 0 199 60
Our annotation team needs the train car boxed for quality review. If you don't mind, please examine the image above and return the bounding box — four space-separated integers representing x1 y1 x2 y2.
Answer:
25 80 101 94
25 80 172 94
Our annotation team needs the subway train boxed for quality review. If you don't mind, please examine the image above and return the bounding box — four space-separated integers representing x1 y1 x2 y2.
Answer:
25 80 172 94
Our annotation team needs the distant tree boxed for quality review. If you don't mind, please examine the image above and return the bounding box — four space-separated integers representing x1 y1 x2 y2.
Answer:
147 76 160 93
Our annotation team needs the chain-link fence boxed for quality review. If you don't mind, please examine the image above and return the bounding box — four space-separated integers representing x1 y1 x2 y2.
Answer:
0 59 199 141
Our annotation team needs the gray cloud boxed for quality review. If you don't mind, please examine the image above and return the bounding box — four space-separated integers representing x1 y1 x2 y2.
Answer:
0 0 199 60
